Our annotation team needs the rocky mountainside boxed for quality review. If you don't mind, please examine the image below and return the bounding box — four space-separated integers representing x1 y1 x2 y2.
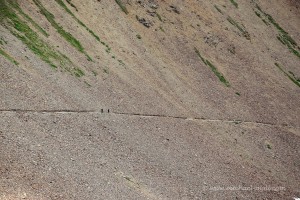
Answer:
0 0 299 199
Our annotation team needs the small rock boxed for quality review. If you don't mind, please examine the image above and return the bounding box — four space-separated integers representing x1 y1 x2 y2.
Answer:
137 16 153 28
146 10 156 17
150 4 158 9
170 5 180 14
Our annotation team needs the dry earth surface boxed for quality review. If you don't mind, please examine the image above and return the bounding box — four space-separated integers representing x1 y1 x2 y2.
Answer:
0 0 299 199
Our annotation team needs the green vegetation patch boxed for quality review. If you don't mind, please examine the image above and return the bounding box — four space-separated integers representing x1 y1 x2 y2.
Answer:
0 0 10 21
103 68 109 74
105 46 111 53
54 0 115 56
275 63 300 87
254 11 261 18
206 60 230 87
214 5 223 14
66 0 78 11
255 4 300 59
0 37 7 45
7 0 49 37
7 13 65 67
159 26 165 33
0 0 85 76
118 59 125 66
73 67 85 77
229 0 238 8
32 0 92 60
195 48 230 87
156 13 162 21
194 48 206 65
115 0 128 14
0 47 18 65
227 16 250 40
136 34 141 39
92 70 98 76
54 0 99 42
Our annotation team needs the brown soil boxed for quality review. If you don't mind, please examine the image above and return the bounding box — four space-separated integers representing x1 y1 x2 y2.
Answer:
0 0 299 199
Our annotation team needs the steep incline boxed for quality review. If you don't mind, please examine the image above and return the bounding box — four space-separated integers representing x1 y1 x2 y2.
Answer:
0 0 299 199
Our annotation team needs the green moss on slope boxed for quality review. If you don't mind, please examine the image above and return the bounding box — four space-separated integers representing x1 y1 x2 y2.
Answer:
227 16 250 40
54 0 99 41
66 0 78 11
9 0 49 37
54 0 123 64
206 60 230 87
0 47 19 65
194 48 207 65
214 5 223 14
275 63 300 87
32 0 92 61
195 48 230 87
229 0 238 8
0 0 85 76
115 0 129 14
255 4 300 59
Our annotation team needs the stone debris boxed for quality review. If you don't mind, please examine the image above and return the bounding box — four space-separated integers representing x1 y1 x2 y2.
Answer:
204 33 223 47
170 5 180 14
136 16 153 28
146 10 156 17
137 0 159 9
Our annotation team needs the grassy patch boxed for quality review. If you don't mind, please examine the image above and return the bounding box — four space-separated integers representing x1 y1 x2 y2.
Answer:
54 0 101 43
214 5 223 14
55 0 111 55
84 81 91 87
229 0 238 8
8 0 49 37
115 0 128 14
118 59 125 66
92 70 98 76
0 37 7 45
265 141 272 149
1 1 60 67
33 0 92 60
159 26 165 33
0 0 85 76
194 48 207 65
156 13 162 21
74 67 85 77
206 60 230 87
136 34 141 39
254 11 261 18
0 0 10 21
0 47 18 65
66 0 78 11
256 5 287 34
228 45 236 54
255 4 300 59
10 23 64 68
275 63 300 87
262 19 269 25
195 47 230 87
54 0 77 19
277 34 300 58
105 47 111 53
227 16 250 40
103 68 109 74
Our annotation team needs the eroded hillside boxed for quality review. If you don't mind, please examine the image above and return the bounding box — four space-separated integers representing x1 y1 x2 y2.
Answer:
0 0 299 199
